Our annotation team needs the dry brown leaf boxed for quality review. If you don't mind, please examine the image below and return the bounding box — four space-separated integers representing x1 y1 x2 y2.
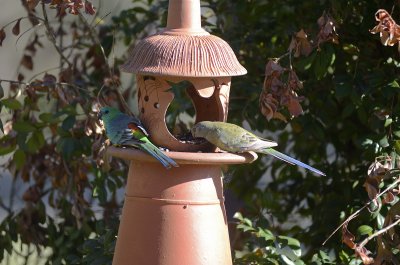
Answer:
363 177 380 201
382 191 396 204
342 222 356 249
288 70 303 90
85 0 96 15
272 112 288 122
317 12 339 46
290 29 312 57
355 246 374 265
287 96 303 117
43 73 57 87
265 60 285 77
260 92 279 121
21 54 33 70
0 28 6 46
371 9 400 47
368 159 391 179
12 19 21 36
27 0 40 10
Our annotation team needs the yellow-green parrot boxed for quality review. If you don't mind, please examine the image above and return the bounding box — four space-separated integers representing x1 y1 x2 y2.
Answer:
98 106 178 169
191 121 325 176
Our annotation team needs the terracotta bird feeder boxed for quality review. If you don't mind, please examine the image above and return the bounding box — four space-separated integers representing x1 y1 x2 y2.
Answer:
108 0 255 264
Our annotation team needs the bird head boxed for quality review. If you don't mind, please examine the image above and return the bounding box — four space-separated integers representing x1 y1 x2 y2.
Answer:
98 106 121 124
191 121 213 138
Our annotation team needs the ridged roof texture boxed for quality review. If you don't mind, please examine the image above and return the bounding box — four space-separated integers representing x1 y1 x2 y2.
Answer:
120 0 247 77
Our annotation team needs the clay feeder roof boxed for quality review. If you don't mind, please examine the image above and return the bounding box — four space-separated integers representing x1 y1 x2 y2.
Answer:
120 0 247 77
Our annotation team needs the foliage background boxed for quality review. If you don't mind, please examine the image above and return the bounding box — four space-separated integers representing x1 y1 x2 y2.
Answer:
1 0 400 264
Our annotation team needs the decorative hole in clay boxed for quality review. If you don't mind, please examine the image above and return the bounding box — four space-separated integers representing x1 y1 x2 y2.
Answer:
165 80 196 143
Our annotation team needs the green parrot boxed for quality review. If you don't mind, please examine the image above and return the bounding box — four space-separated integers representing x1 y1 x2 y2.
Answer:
191 121 325 176
98 106 178 169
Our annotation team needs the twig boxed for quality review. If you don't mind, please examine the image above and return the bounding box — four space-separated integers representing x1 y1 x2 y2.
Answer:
358 216 400 248
1 16 44 30
0 78 93 96
274 51 291 62
41 2 73 68
77 12 132 115
323 174 400 245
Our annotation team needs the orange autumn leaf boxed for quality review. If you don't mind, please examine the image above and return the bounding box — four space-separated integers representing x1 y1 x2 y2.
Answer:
371 9 400 47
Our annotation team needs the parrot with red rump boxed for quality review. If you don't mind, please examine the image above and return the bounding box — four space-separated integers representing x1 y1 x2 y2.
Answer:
98 106 178 169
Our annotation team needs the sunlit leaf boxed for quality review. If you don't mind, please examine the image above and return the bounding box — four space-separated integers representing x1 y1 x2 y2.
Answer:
357 225 373 236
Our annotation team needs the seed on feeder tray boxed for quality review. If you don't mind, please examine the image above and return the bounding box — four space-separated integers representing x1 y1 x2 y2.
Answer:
154 102 160 109
141 107 145 113
144 95 149 102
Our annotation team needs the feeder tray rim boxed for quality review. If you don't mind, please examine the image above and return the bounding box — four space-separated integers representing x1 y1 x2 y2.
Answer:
107 146 258 165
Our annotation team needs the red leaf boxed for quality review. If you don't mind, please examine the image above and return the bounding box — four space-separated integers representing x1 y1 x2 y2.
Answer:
12 19 21 36
382 191 395 204
85 1 96 15
0 28 6 46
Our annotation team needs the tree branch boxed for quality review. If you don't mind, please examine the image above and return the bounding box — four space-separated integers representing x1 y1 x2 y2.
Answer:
359 217 400 248
323 172 400 245
41 2 73 68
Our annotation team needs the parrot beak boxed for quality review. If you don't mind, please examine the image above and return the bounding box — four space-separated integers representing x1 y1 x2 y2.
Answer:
97 111 103 120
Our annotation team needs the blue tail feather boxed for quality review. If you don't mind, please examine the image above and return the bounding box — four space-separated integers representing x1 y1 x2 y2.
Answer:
139 142 178 169
261 148 325 176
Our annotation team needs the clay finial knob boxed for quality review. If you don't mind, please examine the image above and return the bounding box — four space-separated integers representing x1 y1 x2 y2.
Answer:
167 0 202 30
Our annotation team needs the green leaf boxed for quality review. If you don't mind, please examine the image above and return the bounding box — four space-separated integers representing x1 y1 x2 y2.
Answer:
384 118 393 127
0 138 15 155
39 113 59 123
13 149 26 169
1 98 22 110
256 227 275 242
13 121 36 133
378 136 389 148
27 131 45 153
357 225 373 236
377 213 385 229
313 45 335 80
395 140 400 154
56 137 77 159
62 115 76 131
280 254 296 265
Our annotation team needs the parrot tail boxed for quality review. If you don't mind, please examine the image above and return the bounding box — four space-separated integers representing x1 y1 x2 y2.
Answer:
260 148 326 176
139 140 179 169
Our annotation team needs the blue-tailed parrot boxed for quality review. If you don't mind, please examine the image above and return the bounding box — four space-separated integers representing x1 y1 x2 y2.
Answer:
98 106 178 169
